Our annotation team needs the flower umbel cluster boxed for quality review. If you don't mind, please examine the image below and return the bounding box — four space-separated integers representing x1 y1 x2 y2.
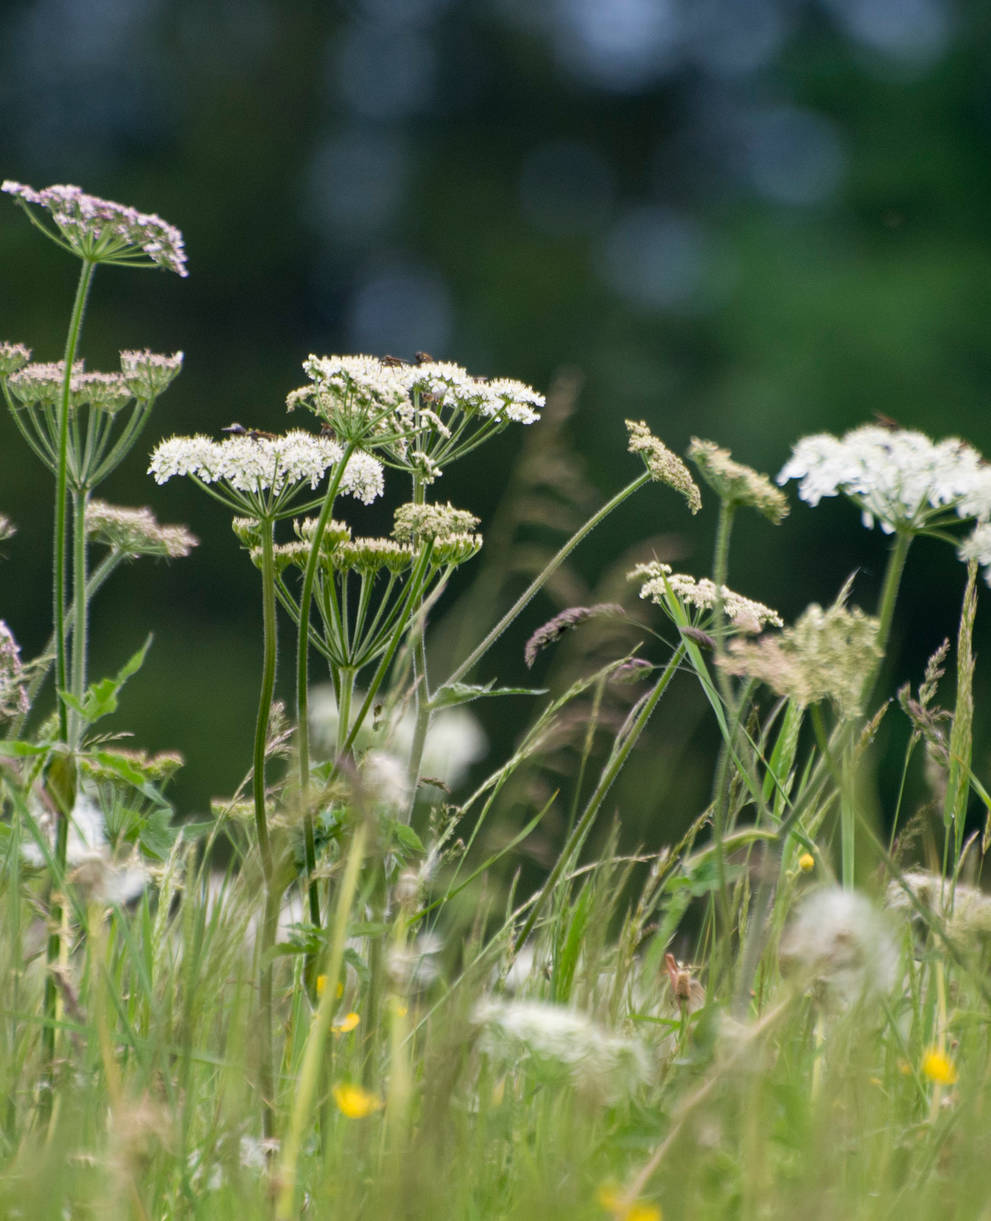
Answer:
626 420 702 514
288 353 543 476
2 181 188 277
148 431 384 505
119 349 184 398
631 561 781 634
0 621 29 722
688 437 788 523
718 597 881 717
85 501 198 560
778 424 991 536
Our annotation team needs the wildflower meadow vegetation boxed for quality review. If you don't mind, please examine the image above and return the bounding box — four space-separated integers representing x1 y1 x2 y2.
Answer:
3 180 991 1221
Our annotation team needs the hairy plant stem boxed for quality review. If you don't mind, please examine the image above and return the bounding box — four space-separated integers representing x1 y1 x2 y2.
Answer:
708 497 739 940
404 477 430 819
295 441 357 931
253 521 279 1136
515 640 686 951
68 490 90 749
41 257 95 1128
53 259 95 743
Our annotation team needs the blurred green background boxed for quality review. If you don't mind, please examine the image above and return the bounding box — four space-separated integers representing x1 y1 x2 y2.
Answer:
2 0 990 847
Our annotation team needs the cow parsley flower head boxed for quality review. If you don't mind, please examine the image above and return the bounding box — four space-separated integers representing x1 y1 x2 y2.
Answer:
85 501 198 559
0 621 29 722
689 437 788 524
626 421 702 514
148 430 383 517
631 561 781 634
119 349 183 398
0 341 31 376
778 425 991 535
2 180 187 276
286 354 412 445
391 501 480 543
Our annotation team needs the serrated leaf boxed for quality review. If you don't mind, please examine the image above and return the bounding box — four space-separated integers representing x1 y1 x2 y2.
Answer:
62 636 153 726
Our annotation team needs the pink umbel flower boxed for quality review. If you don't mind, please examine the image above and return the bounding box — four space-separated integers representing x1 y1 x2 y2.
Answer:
2 181 187 277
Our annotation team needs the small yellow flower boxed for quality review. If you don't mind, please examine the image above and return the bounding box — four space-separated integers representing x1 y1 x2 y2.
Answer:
597 1182 662 1221
388 997 409 1017
315 975 344 999
798 852 815 873
922 1048 957 1086
332 1011 360 1035
332 1083 382 1118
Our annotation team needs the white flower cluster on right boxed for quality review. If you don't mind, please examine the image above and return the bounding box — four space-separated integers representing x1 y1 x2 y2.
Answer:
779 424 991 583
778 425 991 534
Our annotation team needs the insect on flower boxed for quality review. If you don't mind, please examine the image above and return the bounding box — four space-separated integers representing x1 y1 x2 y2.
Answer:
222 422 278 440
380 354 409 367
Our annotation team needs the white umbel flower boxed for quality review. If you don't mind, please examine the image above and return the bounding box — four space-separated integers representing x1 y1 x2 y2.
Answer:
778 425 991 535
148 431 383 503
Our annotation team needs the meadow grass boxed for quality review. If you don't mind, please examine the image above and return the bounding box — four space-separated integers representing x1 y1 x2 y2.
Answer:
1 181 991 1220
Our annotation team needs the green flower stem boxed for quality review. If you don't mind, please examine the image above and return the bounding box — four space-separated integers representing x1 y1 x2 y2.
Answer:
41 257 95 1128
295 442 357 929
405 478 431 816
514 639 686 951
54 258 96 743
445 472 650 692
68 490 90 748
253 521 280 1138
253 524 278 885
866 528 913 703
336 667 356 758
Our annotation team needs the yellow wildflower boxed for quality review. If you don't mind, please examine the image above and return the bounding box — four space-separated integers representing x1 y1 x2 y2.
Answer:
798 852 815 873
922 1048 957 1085
332 1011 360 1035
597 1182 662 1221
315 975 344 999
332 1083 382 1118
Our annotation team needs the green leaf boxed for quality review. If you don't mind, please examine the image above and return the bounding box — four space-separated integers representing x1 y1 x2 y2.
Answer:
61 636 153 726
391 822 425 855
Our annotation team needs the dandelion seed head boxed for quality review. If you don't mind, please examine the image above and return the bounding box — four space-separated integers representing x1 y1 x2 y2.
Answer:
780 886 899 1006
473 998 648 1102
